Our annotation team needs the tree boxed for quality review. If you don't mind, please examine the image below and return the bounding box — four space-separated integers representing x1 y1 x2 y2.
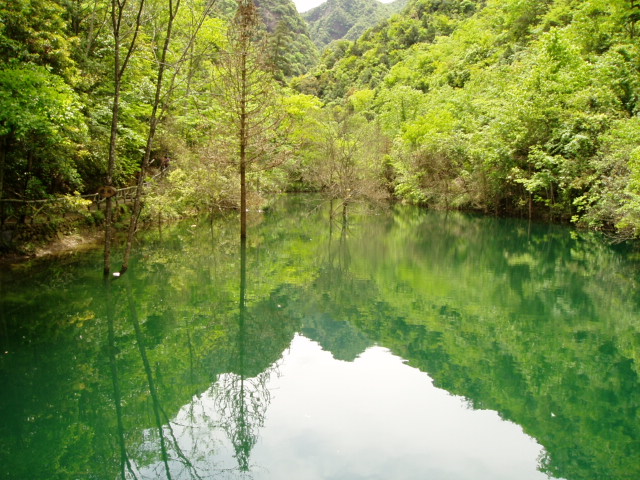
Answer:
0 0 76 79
214 0 288 240
0 66 85 221
303 104 389 219
103 0 146 277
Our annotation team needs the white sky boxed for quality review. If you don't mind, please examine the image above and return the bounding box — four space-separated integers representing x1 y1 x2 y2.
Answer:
294 0 395 13
293 0 325 12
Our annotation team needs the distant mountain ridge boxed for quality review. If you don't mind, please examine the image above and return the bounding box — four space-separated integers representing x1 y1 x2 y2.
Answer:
303 0 408 48
253 0 320 77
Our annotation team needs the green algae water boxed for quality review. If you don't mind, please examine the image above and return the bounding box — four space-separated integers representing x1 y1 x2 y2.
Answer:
1 196 640 480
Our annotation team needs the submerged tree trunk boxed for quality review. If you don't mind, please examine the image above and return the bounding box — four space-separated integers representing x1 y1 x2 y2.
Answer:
215 0 285 242
238 1 251 241
104 0 146 277
240 55 248 240
103 80 120 277
120 0 218 273
121 0 182 274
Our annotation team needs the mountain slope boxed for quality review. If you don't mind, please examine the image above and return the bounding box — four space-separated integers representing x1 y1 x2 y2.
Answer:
254 0 320 76
303 0 408 48
296 0 479 98
294 0 640 235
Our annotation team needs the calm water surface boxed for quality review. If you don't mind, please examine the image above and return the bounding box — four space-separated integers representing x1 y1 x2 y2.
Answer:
1 196 639 479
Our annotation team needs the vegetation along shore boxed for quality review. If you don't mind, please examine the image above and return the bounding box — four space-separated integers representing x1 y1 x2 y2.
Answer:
2 0 640 260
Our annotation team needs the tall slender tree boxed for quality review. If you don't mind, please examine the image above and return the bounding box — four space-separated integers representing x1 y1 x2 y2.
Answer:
119 0 219 274
215 0 288 240
119 0 181 275
103 0 145 277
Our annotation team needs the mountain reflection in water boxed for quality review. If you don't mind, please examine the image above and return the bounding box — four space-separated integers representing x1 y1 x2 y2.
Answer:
136 335 548 480
1 195 639 479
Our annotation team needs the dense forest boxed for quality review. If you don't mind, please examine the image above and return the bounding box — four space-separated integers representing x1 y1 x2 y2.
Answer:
1 0 640 251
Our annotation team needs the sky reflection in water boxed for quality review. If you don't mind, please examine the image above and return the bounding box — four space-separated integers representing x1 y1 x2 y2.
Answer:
139 335 551 480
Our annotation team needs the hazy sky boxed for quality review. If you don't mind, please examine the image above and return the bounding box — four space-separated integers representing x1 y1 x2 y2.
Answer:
293 0 394 13
293 0 325 12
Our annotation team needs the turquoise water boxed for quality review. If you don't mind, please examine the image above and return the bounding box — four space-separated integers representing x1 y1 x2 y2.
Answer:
1 196 639 479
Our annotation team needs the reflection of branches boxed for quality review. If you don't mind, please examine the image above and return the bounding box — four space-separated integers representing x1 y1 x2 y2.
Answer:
124 278 172 479
213 371 272 472
325 200 351 273
210 239 279 473
124 277 204 480
106 280 138 480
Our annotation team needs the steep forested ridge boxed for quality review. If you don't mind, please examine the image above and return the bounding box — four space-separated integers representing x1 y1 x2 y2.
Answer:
297 0 480 98
303 0 408 48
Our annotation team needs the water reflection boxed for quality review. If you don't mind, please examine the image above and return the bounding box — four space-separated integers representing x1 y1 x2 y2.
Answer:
106 281 136 479
214 240 274 473
1 196 640 479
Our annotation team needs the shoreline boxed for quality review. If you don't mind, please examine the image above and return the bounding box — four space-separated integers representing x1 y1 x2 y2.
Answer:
0 227 104 267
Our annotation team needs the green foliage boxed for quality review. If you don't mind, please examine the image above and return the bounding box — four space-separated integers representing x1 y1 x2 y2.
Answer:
256 0 319 77
297 0 481 99
295 0 640 237
295 103 391 203
0 0 319 220
0 65 87 197
0 0 77 79
3 0 640 241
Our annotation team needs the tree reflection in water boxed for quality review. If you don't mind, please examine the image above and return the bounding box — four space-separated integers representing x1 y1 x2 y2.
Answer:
3 197 640 480
213 238 276 473
118 237 280 479
213 370 272 473
105 280 136 479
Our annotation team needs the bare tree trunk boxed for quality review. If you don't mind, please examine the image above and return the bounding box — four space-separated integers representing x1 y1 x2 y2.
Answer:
121 0 181 274
240 48 248 240
119 0 218 273
216 0 284 241
238 0 252 241
104 78 120 276
104 0 146 277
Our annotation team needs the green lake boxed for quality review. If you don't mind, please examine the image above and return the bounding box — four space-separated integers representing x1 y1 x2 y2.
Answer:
1 195 640 479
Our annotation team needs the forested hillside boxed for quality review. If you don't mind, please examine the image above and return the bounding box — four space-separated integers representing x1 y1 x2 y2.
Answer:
295 0 640 237
0 0 319 248
255 0 319 76
1 0 640 251
303 0 408 48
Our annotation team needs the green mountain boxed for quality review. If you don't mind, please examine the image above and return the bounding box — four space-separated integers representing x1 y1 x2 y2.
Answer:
255 0 320 76
303 0 408 48
297 0 480 98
